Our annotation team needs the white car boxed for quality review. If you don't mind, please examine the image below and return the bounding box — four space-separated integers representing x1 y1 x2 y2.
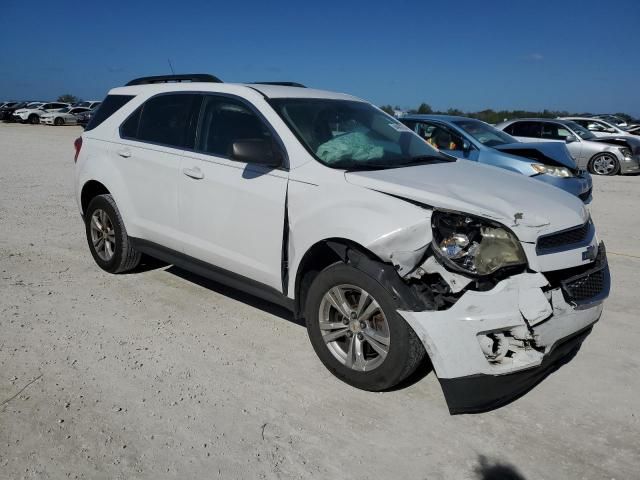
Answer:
74 100 102 110
13 101 70 124
74 74 610 413
560 116 633 138
41 107 90 126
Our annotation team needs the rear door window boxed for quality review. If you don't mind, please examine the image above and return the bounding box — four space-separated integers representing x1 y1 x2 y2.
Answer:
505 121 542 138
120 93 200 149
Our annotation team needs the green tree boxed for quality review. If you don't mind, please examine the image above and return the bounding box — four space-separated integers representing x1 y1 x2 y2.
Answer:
417 103 433 114
57 94 81 104
379 105 395 115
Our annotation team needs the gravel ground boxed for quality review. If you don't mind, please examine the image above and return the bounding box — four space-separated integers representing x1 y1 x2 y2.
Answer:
1 123 639 480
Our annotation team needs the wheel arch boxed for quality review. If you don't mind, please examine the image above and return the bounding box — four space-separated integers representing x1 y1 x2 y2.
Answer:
81 180 111 215
293 238 433 320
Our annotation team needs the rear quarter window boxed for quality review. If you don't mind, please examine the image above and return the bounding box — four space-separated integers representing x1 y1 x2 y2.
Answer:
85 94 135 131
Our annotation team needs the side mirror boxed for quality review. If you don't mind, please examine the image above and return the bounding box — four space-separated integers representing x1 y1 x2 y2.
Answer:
231 139 282 167
606 128 617 133
462 140 471 152
565 135 577 143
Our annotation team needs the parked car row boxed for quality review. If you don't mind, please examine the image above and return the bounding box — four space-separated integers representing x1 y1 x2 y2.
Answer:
399 114 640 178
0 100 101 125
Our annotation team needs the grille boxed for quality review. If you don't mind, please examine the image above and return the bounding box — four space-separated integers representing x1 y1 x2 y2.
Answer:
537 220 591 252
578 188 592 202
563 269 605 302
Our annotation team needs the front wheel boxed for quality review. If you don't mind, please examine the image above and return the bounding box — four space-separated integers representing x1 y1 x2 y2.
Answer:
28 114 39 124
588 153 620 176
305 262 425 391
54 117 64 126
84 194 141 273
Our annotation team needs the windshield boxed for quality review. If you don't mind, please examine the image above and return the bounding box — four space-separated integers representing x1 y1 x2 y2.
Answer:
452 119 516 147
58 107 71 113
26 103 43 109
270 99 448 170
565 121 596 140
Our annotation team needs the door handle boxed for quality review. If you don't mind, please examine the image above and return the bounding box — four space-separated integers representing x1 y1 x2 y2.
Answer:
117 149 131 158
182 167 204 180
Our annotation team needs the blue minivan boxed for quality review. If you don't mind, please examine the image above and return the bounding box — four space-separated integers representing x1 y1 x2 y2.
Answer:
400 115 593 203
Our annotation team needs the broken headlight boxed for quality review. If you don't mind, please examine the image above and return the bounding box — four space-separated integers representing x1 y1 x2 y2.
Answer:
431 211 526 276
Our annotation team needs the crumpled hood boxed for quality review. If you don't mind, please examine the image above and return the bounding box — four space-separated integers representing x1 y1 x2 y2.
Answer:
493 142 577 169
590 135 640 155
345 161 588 243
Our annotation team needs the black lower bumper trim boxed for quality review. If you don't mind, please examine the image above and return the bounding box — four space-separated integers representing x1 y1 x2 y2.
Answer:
439 326 593 415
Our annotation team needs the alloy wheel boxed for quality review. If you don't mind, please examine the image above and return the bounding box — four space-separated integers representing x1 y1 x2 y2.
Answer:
592 154 617 175
90 209 116 261
318 284 390 371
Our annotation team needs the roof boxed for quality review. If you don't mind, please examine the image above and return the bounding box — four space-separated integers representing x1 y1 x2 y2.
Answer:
500 118 574 124
109 81 362 102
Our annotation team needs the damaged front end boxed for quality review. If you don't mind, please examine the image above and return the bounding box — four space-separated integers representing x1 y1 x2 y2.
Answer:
362 208 610 414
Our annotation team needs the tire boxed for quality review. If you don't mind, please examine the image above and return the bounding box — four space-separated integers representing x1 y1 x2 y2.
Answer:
28 114 39 125
305 262 425 391
54 117 63 126
84 194 141 273
588 152 620 176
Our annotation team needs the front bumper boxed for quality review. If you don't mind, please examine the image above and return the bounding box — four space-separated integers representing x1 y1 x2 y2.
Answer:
399 243 610 414
620 154 640 174
533 171 592 203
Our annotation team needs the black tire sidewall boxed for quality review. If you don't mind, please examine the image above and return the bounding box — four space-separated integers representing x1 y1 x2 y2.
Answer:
84 195 126 273
54 117 63 126
305 262 420 391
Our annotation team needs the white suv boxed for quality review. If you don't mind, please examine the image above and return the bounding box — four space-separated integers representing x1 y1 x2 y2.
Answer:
13 101 70 124
74 74 610 413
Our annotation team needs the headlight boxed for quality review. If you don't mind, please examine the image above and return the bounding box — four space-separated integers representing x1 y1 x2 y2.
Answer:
531 164 574 177
431 211 526 276
619 147 632 158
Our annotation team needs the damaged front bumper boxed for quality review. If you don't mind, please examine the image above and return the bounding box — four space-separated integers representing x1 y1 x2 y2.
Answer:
398 243 610 414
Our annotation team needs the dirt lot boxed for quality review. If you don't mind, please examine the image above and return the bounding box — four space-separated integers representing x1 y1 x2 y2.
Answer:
1 123 638 479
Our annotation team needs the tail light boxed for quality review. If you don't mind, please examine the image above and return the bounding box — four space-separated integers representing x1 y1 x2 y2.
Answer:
74 137 82 163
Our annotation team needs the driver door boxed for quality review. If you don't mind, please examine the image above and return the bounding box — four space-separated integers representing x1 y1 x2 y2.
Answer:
178 94 288 291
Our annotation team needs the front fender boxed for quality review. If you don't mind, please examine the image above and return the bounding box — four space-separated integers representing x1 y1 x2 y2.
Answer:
287 179 432 296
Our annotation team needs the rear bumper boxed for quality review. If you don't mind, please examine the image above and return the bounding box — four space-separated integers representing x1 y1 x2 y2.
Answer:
399 244 609 414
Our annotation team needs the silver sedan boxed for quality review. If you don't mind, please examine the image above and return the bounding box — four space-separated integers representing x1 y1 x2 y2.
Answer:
496 118 640 176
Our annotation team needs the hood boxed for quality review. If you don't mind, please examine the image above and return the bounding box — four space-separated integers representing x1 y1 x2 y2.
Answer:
345 161 588 243
590 135 640 154
493 142 577 169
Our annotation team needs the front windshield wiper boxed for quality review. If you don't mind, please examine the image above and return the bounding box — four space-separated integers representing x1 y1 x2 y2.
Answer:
339 155 452 172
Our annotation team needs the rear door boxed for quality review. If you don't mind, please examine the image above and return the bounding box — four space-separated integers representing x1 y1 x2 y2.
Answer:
178 94 288 290
113 92 201 252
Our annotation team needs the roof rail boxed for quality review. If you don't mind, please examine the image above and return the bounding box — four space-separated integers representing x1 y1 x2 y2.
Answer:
125 74 223 86
252 81 306 88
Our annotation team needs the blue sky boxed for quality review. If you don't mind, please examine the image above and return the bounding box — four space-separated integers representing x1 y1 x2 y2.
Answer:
1 0 639 115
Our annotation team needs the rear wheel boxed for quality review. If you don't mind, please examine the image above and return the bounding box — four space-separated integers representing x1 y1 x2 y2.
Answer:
54 117 64 126
28 114 39 124
85 194 141 273
588 153 620 176
305 262 425 391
